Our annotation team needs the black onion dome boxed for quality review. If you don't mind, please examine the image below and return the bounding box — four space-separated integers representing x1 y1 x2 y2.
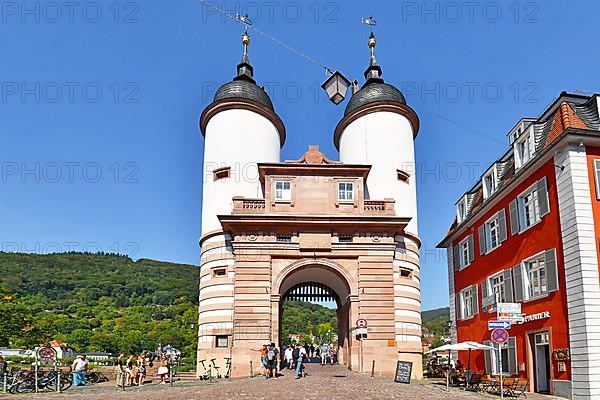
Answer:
214 79 274 111
344 82 406 116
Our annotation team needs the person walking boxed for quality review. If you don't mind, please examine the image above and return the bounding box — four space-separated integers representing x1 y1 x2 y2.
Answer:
294 345 307 379
329 346 335 365
115 352 125 387
251 345 268 376
71 355 89 386
285 345 294 369
157 351 169 384
265 343 278 379
320 343 329 366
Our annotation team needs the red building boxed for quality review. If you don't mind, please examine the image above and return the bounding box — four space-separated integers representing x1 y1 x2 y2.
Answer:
438 92 600 400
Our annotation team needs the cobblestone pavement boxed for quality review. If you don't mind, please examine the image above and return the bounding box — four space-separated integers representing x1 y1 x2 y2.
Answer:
7 363 556 400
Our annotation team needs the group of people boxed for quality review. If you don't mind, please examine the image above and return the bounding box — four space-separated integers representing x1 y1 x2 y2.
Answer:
115 351 172 386
254 342 337 380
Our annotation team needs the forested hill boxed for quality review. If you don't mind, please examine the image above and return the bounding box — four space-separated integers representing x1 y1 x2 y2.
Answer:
0 252 199 359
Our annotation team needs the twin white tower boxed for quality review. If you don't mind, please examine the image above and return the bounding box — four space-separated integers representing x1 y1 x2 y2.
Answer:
198 32 422 377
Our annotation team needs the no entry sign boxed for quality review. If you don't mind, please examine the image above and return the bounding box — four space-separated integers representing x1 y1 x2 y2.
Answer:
356 318 368 329
491 328 509 344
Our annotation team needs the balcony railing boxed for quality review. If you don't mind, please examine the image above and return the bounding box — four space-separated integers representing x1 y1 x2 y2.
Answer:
232 197 266 213
232 196 395 215
364 199 395 215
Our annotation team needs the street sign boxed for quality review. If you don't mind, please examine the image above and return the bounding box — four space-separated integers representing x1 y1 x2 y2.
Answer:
497 303 521 321
488 320 511 330
356 327 367 335
38 347 56 359
356 318 368 328
491 328 509 344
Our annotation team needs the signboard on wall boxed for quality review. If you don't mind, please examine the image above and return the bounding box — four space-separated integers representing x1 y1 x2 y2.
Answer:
497 303 522 321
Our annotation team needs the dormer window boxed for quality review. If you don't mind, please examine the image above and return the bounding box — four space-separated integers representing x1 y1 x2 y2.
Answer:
456 197 467 223
514 128 535 169
483 166 498 200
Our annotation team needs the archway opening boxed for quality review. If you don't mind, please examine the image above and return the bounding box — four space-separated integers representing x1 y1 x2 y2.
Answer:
277 264 352 369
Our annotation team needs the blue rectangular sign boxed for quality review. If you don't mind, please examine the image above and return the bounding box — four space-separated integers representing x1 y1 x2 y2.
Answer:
488 320 511 330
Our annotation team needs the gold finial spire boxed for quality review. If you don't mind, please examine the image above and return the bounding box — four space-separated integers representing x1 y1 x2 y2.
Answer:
368 32 377 66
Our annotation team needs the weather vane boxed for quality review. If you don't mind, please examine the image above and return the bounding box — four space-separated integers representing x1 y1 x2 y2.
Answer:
361 16 377 33
235 13 252 34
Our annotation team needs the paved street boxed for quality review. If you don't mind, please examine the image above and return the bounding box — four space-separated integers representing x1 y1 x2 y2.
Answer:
10 363 484 400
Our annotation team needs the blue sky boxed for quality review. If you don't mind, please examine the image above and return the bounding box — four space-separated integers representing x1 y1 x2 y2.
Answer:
1 1 599 310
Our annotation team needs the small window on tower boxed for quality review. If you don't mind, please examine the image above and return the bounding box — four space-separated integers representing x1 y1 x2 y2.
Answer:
215 335 228 348
212 268 227 278
338 182 354 201
400 268 413 278
213 167 231 181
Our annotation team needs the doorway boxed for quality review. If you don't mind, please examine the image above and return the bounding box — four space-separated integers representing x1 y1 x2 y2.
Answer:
531 332 551 393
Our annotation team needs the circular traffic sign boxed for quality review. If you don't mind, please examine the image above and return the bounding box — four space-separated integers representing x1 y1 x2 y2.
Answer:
38 347 56 359
491 328 509 344
356 318 368 328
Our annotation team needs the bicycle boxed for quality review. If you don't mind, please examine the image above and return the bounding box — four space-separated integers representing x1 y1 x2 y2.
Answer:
85 371 108 384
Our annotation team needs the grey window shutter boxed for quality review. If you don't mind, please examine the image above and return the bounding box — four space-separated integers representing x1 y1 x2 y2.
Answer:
483 341 492 374
537 177 550 217
456 293 463 321
481 279 489 306
545 249 559 292
503 269 514 303
468 234 475 263
498 209 508 243
472 284 479 315
508 337 518 376
453 245 460 272
512 264 524 302
478 225 487 255
509 199 520 235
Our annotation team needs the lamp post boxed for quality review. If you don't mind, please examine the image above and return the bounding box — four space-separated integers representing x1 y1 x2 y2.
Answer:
321 70 351 105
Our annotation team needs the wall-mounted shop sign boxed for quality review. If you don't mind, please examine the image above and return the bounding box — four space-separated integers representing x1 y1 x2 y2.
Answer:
515 311 550 324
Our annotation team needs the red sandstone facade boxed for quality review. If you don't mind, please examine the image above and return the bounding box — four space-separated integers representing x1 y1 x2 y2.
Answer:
439 93 600 400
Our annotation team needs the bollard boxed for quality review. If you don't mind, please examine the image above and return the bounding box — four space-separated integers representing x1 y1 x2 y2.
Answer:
371 360 375 378
250 361 253 378
35 363 39 393
3 372 7 393
208 366 213 384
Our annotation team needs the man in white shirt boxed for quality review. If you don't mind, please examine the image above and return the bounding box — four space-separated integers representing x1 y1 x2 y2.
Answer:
71 355 89 386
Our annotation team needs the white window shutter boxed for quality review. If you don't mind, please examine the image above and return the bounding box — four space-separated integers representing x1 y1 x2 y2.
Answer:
456 293 463 321
594 159 600 200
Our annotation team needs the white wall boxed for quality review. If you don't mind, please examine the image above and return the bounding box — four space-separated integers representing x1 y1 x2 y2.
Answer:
201 109 281 236
339 111 419 234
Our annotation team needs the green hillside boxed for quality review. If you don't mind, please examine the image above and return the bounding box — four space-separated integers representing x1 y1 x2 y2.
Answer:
281 300 337 344
0 252 198 359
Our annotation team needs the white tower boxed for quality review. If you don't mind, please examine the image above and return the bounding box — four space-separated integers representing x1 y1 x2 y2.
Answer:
334 33 420 235
333 34 423 370
197 33 285 369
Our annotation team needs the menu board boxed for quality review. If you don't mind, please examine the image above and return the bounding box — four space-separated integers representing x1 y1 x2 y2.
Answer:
394 361 412 384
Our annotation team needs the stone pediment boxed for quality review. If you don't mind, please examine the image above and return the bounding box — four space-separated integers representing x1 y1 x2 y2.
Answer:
285 145 340 165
